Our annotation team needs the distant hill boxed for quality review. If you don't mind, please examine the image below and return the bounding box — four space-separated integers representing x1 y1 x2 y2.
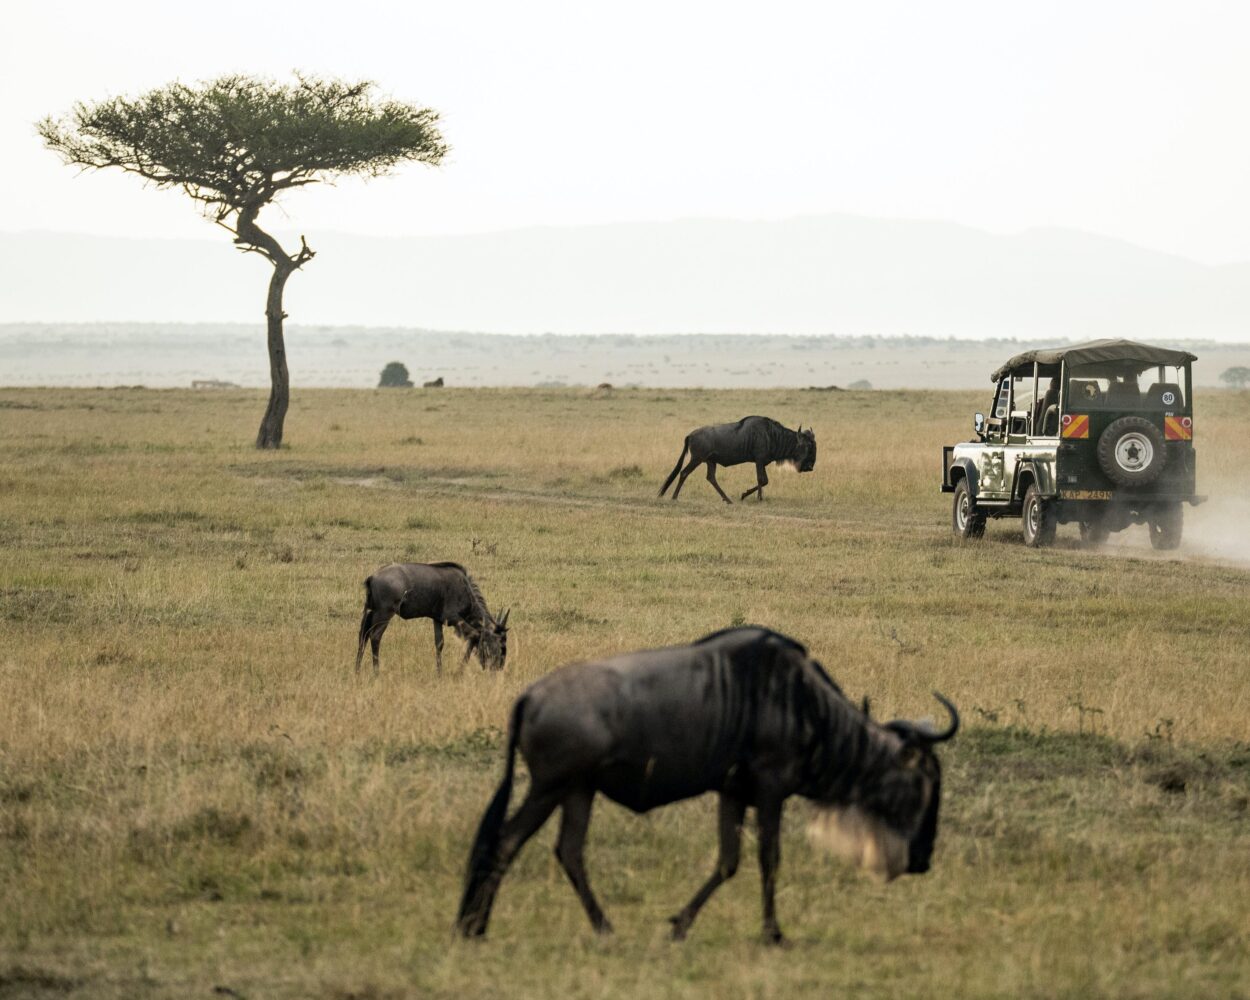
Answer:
2 217 1248 339
3 324 1246 390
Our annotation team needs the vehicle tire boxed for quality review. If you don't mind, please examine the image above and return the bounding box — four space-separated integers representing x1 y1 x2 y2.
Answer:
1022 484 1056 548
1079 514 1111 548
1148 503 1183 551
952 479 985 540
1097 416 1167 487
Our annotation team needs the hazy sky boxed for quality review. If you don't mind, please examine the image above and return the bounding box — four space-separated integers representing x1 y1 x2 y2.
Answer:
4 0 1249 264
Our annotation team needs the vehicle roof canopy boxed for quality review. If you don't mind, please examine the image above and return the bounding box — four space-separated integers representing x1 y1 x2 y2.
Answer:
989 339 1197 383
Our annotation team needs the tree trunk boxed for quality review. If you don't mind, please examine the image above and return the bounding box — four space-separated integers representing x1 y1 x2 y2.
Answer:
255 262 293 449
234 204 312 450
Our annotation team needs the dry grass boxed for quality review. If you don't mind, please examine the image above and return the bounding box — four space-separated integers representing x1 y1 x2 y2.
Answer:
1 386 1249 999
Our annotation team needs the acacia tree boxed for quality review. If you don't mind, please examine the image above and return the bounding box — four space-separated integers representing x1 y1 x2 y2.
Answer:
1220 366 1250 389
39 74 447 448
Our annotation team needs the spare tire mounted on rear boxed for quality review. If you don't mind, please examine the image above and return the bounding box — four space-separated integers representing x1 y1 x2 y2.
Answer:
1096 416 1166 487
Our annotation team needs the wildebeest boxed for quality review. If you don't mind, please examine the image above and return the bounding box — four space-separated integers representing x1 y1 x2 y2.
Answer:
355 562 509 674
455 626 957 943
658 416 817 503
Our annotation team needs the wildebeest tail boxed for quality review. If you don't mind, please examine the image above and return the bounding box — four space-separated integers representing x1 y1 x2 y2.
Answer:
456 694 526 933
658 436 690 496
355 576 374 669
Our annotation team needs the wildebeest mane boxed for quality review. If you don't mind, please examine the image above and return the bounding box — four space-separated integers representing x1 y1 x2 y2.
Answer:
795 670 902 805
428 561 490 622
713 632 896 806
693 624 807 655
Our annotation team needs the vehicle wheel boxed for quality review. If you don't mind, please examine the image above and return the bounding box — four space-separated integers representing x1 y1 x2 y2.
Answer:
1148 503 1183 551
952 479 985 540
1079 515 1111 548
1097 416 1167 487
1022 485 1056 548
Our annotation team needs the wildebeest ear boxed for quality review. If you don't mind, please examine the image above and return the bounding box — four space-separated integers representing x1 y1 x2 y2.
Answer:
885 694 959 746
860 695 871 718
884 720 929 749
899 744 924 767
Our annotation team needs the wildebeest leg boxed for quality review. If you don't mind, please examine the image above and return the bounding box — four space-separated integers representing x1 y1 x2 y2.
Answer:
740 463 768 502
669 792 746 940
461 788 561 936
705 462 733 504
367 612 393 675
756 797 785 944
433 620 444 675
670 456 702 500
554 787 613 934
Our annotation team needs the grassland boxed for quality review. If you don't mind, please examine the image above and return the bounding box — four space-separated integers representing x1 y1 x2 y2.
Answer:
1 385 1248 999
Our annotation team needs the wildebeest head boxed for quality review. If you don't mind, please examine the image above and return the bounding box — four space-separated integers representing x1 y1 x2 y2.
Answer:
795 426 817 472
808 693 957 881
477 607 510 670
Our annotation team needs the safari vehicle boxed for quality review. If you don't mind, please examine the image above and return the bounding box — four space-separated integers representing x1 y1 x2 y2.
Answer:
941 339 1204 549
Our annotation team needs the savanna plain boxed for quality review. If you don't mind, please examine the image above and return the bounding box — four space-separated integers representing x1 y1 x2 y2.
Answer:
1 385 1249 999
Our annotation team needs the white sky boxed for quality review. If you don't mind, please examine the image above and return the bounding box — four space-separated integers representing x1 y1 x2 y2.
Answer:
3 0 1249 264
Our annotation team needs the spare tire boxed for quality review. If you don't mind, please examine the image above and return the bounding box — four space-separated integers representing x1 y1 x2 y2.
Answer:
1097 416 1167 487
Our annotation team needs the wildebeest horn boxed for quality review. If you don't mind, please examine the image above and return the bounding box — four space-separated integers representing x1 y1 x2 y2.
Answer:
927 692 959 742
498 607 510 628
885 693 959 745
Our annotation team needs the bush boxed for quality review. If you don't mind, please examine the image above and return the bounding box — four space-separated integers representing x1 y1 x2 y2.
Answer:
378 362 413 388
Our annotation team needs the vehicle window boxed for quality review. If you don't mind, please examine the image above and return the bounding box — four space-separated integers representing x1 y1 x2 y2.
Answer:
1009 375 1031 436
1067 363 1186 410
1138 365 1187 409
1033 377 1060 436
993 380 1011 419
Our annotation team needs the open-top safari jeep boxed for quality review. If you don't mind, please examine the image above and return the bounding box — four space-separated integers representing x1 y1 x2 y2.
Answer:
942 339 1204 549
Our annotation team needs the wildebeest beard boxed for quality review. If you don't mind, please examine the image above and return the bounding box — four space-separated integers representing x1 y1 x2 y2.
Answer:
807 805 911 881
806 719 947 880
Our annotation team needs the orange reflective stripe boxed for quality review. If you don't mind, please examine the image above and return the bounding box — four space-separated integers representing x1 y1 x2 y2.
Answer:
1061 414 1089 439
1164 416 1192 440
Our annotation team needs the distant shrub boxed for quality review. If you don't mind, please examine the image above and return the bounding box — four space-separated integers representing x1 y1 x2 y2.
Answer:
379 361 413 388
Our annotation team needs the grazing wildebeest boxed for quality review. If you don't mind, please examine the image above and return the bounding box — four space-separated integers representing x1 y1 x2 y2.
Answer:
658 416 817 503
455 626 957 943
355 562 509 674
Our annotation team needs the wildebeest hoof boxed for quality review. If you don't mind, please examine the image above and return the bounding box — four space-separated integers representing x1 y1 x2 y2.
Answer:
593 919 615 936
455 918 487 938
763 928 787 947
668 916 689 941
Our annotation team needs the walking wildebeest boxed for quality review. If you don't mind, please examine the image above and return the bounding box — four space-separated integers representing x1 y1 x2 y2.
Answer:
658 416 817 503
456 626 957 943
355 562 509 674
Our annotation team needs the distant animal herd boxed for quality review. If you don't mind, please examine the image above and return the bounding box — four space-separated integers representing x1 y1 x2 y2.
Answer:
356 414 959 943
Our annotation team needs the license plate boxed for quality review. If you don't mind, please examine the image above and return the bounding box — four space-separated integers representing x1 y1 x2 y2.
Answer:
1060 490 1113 500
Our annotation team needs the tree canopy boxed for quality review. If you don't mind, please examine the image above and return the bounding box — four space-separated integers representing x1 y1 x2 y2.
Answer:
40 74 447 447
1220 366 1250 389
39 74 446 248
379 361 414 388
